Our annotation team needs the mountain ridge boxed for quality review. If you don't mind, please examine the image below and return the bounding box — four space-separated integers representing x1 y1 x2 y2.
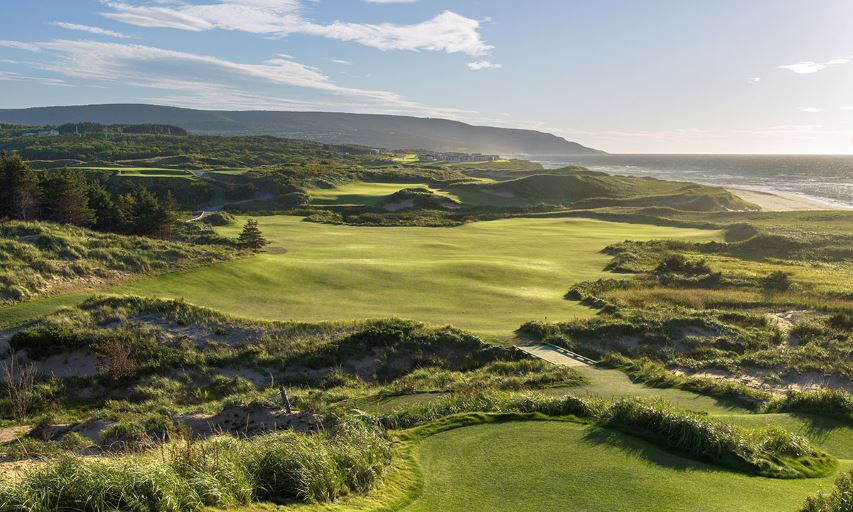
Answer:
0 104 605 156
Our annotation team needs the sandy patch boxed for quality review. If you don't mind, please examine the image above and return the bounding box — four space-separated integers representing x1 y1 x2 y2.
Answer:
0 460 38 483
178 405 320 438
672 366 853 395
0 425 30 444
672 367 777 393
35 349 99 378
726 188 847 212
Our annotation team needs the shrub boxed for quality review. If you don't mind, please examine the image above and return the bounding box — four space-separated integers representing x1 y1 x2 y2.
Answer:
800 469 853 512
828 312 853 332
763 271 791 293
655 254 712 276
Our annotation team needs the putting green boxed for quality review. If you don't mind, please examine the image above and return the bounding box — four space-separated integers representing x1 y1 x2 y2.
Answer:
308 182 460 207
405 421 844 512
71 167 193 178
111 215 719 340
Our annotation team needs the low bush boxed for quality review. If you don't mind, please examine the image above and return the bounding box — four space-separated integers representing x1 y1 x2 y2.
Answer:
799 468 853 512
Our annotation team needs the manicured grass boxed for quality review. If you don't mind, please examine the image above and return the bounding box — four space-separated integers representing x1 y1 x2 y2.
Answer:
405 421 846 512
553 366 748 414
72 166 194 178
359 366 746 416
208 167 252 176
391 153 419 163
308 182 459 207
0 293 87 328
109 216 720 340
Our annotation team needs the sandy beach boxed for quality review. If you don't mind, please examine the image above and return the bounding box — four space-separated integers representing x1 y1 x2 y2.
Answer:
726 187 849 212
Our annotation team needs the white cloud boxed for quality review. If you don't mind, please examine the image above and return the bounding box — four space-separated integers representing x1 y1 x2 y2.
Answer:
6 38 471 118
0 71 68 86
748 77 761 83
778 58 850 74
467 60 502 70
51 22 130 38
364 0 419 3
799 107 824 113
841 106 853 111
0 40 41 51
331 59 351 65
102 1 492 57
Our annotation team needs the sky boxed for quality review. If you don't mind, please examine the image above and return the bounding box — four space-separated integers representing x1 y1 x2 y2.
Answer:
1 0 852 154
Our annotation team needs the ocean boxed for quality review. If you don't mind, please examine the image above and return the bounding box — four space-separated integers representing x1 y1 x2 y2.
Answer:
532 154 853 209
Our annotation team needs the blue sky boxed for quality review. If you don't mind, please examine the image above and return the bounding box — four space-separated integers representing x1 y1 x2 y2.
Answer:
1 0 852 154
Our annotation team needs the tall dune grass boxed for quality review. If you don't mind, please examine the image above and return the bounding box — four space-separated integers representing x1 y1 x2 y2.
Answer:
0 420 391 511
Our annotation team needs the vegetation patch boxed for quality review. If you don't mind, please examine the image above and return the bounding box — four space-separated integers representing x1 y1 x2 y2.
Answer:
0 221 234 304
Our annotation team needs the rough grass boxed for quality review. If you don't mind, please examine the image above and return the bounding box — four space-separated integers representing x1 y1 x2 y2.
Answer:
0 221 234 305
0 420 392 511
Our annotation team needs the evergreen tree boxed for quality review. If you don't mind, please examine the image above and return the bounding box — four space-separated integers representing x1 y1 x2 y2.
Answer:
87 181 120 232
0 153 41 221
41 168 95 227
237 218 269 250
117 186 163 236
116 186 178 237
157 191 179 239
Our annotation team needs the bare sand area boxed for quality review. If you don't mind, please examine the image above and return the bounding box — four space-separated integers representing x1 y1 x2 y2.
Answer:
726 187 849 211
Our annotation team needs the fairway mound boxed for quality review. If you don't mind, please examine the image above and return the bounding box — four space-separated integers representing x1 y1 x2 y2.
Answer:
461 173 758 212
198 210 237 226
381 187 462 211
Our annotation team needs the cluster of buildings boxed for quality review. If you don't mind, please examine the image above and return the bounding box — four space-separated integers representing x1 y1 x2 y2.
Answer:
418 152 501 163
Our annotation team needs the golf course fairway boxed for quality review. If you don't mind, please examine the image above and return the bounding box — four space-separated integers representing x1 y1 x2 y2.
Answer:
110 215 720 339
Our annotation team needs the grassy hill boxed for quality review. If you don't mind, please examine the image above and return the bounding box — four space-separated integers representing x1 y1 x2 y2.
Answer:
455 171 759 211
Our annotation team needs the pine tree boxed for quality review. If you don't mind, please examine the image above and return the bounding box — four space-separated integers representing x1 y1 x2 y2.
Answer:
87 181 120 232
117 186 162 236
42 168 96 227
237 218 269 250
0 153 41 221
157 191 179 239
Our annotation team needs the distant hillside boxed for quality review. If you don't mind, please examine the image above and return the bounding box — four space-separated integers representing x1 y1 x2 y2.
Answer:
0 104 604 156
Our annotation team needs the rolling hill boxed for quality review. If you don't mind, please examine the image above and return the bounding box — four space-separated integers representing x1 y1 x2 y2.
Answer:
0 104 604 156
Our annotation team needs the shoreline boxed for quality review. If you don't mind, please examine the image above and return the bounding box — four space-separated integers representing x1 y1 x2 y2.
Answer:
725 187 850 212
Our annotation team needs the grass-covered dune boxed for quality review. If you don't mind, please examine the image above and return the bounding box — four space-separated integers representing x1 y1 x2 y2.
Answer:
0 221 234 305
454 172 759 212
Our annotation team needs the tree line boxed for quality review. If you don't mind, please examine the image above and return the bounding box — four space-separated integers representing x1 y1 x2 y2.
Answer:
0 153 178 238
